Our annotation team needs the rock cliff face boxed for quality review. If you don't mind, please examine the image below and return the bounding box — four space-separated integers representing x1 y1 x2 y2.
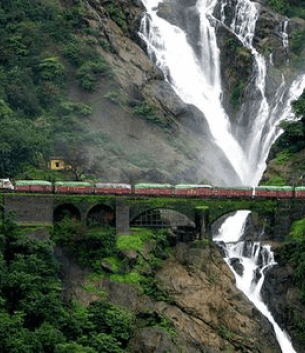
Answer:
262 244 305 353
66 0 243 186
66 241 281 353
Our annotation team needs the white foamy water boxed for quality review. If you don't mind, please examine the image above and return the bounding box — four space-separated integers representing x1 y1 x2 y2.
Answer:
139 0 248 184
214 211 297 352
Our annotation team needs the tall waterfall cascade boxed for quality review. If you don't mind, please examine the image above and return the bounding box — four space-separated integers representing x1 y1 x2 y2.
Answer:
213 211 297 352
139 0 305 186
139 0 305 352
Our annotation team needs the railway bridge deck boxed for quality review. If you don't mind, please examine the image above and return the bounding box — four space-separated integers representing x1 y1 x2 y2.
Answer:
1 193 305 240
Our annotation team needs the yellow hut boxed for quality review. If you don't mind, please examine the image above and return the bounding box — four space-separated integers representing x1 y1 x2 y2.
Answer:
49 157 70 171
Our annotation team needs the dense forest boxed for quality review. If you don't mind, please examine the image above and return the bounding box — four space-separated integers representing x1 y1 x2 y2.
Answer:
0 0 110 178
0 215 182 352
0 217 135 352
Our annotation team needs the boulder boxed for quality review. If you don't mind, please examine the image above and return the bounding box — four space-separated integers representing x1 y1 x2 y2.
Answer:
121 249 139 265
229 257 244 276
129 327 177 353
101 261 115 273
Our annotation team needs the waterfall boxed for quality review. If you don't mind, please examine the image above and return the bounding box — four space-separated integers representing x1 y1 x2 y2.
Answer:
213 212 297 352
139 0 305 186
139 0 248 184
138 0 305 351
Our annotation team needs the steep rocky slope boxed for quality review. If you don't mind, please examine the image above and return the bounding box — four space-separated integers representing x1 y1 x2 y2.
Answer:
62 239 281 353
74 0 305 186
67 0 243 185
262 243 305 353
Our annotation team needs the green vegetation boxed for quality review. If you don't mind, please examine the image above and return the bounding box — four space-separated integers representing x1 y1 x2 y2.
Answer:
269 0 305 19
133 101 173 133
290 28 305 55
260 175 287 186
117 232 147 251
106 0 128 32
0 0 113 178
51 218 117 271
289 217 305 242
137 310 177 340
275 89 305 154
230 80 244 110
217 325 235 341
0 216 135 352
277 217 305 340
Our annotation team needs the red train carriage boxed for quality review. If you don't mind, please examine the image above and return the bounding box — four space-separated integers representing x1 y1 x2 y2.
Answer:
255 186 294 198
275 186 294 198
254 186 277 198
14 180 53 193
95 183 131 195
213 186 252 198
175 185 212 197
295 187 305 199
54 181 93 194
134 183 173 197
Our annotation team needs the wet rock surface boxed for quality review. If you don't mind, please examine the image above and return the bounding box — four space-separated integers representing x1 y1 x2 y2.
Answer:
262 245 305 353
67 0 245 186
229 257 244 276
66 242 281 353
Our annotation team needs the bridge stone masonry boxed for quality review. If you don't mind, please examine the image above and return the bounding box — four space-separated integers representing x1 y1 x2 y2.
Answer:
1 193 305 241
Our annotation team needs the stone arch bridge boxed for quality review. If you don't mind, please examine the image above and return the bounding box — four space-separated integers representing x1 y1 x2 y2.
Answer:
2 194 305 240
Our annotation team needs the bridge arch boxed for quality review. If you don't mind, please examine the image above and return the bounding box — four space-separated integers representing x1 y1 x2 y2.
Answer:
53 203 81 223
131 207 196 241
86 203 115 227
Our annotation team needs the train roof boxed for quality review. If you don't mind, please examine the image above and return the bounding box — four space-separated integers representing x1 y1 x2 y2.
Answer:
54 181 92 187
175 184 212 189
14 180 52 186
213 186 252 190
135 183 173 188
256 186 294 191
95 183 131 188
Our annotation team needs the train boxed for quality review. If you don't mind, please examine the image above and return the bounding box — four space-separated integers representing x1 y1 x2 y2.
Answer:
1 179 305 199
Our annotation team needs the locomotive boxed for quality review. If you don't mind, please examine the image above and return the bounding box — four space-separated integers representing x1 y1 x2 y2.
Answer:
1 179 305 199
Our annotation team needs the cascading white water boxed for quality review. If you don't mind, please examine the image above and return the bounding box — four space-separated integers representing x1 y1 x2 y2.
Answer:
213 211 297 352
139 0 248 184
140 0 305 186
223 0 305 185
138 0 305 351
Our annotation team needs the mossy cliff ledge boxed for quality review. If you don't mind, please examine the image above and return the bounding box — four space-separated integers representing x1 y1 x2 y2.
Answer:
62 234 281 353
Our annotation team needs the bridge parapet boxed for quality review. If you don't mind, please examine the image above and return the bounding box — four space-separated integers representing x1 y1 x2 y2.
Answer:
2 194 305 241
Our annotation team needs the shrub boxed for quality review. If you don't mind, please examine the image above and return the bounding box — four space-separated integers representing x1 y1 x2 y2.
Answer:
117 234 145 251
88 300 135 344
261 175 287 186
76 60 112 91
230 80 244 110
289 217 305 242
117 229 155 251
133 101 171 131
268 0 289 14
38 57 65 82
52 220 117 269
290 29 305 55
109 272 142 285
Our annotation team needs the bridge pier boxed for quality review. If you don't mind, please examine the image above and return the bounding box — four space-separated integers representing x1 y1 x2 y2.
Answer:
116 201 130 235
195 206 210 240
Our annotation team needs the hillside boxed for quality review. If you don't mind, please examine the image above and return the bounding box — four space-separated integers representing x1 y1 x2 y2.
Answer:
0 0 243 186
